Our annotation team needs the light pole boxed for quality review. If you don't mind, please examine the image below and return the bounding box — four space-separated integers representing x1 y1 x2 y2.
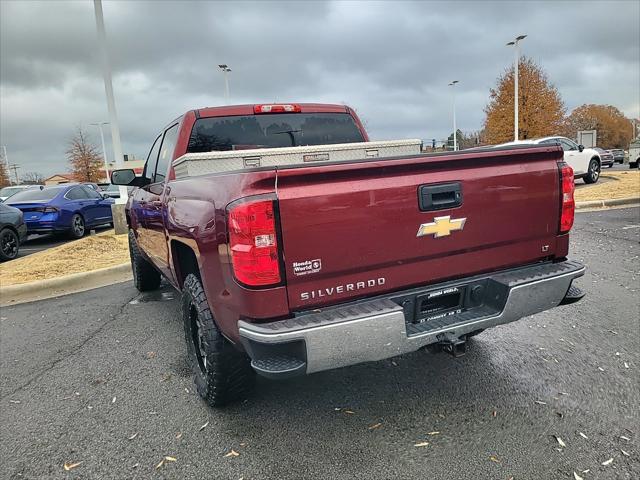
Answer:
218 64 231 104
449 80 459 151
90 122 110 182
93 0 127 204
506 34 527 141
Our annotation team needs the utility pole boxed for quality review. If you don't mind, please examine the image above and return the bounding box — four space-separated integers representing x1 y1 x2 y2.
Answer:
93 0 127 204
506 35 527 141
9 164 20 184
90 122 110 183
218 64 231 104
449 80 459 151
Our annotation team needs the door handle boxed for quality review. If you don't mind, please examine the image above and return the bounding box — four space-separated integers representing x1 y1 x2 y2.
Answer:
418 182 463 211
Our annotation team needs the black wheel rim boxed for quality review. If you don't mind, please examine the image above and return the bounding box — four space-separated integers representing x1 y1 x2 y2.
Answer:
189 304 208 374
1 231 18 258
73 216 84 236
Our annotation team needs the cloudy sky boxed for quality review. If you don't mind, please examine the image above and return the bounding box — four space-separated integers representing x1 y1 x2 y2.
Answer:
1 0 639 178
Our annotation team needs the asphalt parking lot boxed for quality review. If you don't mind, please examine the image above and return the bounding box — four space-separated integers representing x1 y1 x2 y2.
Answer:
16 226 113 259
1 207 638 479
16 234 70 258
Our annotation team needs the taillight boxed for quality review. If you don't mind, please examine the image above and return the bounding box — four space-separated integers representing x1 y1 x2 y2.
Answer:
227 197 282 287
33 206 58 213
559 162 575 233
253 104 301 114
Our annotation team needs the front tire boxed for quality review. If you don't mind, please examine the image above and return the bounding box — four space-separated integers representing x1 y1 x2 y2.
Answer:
0 228 19 261
69 213 86 239
128 229 161 291
182 274 255 407
583 158 601 184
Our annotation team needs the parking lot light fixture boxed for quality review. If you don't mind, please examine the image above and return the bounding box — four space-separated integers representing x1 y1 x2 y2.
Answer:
506 35 527 141
218 64 232 104
449 80 459 151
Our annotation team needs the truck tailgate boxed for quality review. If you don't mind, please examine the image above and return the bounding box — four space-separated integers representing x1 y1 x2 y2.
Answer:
276 146 563 310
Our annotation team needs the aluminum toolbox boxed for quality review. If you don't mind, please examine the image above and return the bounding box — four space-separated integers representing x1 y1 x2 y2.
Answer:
172 139 423 179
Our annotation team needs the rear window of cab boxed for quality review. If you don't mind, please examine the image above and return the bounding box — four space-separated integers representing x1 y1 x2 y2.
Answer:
187 112 365 153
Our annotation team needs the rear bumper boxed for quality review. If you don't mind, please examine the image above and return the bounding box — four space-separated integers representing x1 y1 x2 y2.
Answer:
239 260 585 378
25 220 65 233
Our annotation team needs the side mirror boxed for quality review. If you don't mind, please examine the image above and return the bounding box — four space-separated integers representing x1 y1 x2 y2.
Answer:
111 169 148 187
578 144 584 152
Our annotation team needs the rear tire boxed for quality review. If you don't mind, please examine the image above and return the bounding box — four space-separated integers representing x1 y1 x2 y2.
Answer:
630 161 639 169
583 158 600 184
128 229 161 291
69 213 85 239
0 228 19 261
182 273 255 407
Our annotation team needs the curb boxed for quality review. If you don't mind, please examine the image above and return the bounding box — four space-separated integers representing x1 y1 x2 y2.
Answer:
575 196 640 210
1 263 132 307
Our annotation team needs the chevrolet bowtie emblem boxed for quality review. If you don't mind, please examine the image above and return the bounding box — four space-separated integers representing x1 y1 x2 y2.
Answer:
417 215 466 238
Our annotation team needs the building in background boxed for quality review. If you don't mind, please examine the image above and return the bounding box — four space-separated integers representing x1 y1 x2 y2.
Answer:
44 173 79 185
105 153 144 178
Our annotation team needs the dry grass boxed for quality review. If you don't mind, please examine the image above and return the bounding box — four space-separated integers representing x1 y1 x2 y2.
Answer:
0 232 129 286
574 170 640 202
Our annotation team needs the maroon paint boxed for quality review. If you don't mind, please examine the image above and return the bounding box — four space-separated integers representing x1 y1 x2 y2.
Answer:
127 104 570 345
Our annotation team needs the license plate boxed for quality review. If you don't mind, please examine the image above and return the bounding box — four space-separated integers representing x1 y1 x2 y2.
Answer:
414 286 464 323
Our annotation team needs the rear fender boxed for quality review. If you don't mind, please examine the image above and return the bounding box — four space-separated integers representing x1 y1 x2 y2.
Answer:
164 174 290 344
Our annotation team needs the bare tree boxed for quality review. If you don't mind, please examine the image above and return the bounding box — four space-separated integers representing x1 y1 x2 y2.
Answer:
0 162 9 188
66 127 104 183
21 171 45 184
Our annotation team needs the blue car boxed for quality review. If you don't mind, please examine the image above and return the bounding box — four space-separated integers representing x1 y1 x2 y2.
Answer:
6 184 114 238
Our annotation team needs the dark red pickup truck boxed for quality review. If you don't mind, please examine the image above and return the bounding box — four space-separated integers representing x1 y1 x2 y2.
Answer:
112 103 585 407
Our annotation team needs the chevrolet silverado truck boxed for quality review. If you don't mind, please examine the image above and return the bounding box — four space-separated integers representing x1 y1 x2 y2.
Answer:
112 103 585 407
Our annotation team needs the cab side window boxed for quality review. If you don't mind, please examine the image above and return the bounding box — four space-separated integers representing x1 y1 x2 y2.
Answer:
144 135 162 183
155 124 179 183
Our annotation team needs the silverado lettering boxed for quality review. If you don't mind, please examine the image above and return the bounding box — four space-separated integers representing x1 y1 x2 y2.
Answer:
113 102 585 408
300 278 386 300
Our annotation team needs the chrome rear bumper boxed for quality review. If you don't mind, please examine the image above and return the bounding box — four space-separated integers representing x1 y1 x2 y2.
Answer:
239 260 585 378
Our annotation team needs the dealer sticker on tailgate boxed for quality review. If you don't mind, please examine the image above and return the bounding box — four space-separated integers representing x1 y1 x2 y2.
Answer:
293 259 322 276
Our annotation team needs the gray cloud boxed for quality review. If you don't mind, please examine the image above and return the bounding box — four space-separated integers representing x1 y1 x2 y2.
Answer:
1 0 638 177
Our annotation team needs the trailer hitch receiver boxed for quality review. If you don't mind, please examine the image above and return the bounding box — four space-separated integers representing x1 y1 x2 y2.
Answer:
437 332 468 357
